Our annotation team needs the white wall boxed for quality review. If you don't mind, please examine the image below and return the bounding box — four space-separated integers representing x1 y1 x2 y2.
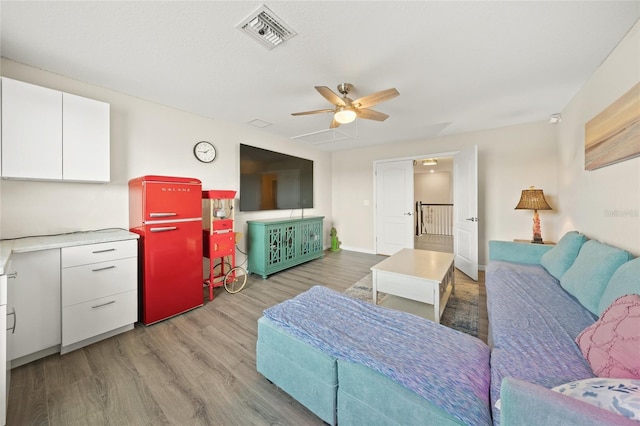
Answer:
0 59 332 250
331 121 559 265
415 172 452 205
557 20 640 256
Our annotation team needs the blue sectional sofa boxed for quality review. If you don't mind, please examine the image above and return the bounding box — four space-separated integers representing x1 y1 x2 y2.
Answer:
488 233 639 425
256 231 640 425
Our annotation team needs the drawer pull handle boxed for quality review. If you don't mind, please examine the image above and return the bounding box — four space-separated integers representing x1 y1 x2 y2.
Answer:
92 248 116 254
6 308 16 334
150 212 177 218
150 226 178 233
7 272 17 279
92 265 116 272
92 300 116 309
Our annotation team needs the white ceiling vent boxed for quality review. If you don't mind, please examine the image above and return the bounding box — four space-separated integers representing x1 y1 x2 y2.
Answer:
237 5 297 50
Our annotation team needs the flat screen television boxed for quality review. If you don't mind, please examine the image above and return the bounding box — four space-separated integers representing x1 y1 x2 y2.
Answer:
239 144 314 211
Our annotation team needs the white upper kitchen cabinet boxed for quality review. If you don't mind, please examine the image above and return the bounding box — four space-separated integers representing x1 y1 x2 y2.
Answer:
1 77 110 182
1 77 62 180
63 92 110 182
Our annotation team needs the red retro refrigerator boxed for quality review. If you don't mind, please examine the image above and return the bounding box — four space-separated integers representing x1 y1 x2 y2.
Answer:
129 175 203 325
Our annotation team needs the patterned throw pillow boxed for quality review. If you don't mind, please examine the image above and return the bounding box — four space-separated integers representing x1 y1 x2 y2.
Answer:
552 378 640 422
576 294 640 379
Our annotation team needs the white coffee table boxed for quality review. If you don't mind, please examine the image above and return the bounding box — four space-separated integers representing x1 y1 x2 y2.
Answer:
371 248 455 323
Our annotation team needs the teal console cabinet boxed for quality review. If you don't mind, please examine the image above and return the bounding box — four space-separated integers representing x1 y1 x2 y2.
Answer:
247 216 324 279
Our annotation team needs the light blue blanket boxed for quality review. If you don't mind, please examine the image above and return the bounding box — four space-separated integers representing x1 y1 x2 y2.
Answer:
264 285 491 426
486 261 596 425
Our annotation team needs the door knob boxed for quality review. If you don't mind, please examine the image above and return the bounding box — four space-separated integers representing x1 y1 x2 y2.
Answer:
404 212 412 216
465 217 478 222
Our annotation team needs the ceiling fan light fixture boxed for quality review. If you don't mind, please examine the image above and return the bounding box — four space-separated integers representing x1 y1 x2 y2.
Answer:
422 158 438 166
334 107 357 124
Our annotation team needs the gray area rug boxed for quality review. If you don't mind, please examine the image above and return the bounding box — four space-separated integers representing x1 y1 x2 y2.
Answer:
344 273 479 337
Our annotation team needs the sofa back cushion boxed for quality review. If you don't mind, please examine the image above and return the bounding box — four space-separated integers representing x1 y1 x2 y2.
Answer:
598 257 640 316
560 240 632 315
540 231 587 280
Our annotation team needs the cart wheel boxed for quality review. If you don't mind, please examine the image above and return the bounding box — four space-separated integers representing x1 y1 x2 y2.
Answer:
224 266 247 294
212 260 232 278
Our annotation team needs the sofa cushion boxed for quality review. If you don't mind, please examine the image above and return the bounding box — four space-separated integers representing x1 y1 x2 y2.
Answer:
560 240 632 315
552 378 640 422
576 294 640 379
486 261 596 424
598 257 640 316
540 231 587 280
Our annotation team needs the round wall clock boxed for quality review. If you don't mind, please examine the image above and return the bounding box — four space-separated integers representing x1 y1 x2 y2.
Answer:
193 141 216 163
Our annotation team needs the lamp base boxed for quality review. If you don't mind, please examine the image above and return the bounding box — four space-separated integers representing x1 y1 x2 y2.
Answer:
531 234 544 244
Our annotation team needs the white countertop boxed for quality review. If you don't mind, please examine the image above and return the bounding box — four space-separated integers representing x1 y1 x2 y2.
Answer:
0 228 139 274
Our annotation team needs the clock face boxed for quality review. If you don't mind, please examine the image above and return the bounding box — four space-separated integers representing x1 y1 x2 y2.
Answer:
194 141 216 163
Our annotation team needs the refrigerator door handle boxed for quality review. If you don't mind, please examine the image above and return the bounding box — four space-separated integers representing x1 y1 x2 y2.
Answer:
150 226 178 233
150 212 178 218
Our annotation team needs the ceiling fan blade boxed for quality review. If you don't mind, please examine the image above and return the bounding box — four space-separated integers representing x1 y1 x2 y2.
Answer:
353 88 399 109
356 108 389 121
291 109 334 116
315 86 346 107
329 117 341 129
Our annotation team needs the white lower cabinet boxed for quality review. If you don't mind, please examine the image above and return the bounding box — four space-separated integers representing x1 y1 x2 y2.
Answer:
6 249 61 365
3 235 138 367
0 274 8 426
61 240 137 353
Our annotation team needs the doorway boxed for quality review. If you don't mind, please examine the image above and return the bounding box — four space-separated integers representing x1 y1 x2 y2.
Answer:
374 146 478 280
414 156 454 253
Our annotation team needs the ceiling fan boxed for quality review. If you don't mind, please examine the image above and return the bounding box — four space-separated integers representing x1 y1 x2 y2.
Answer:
291 83 399 128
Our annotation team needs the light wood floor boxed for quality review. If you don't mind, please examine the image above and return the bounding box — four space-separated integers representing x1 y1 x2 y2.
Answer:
7 249 487 426
414 234 454 253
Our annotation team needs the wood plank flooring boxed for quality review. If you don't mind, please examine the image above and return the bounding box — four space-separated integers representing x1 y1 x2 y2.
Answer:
7 249 487 426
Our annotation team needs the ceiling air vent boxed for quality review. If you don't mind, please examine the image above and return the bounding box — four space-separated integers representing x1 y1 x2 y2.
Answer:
237 5 297 50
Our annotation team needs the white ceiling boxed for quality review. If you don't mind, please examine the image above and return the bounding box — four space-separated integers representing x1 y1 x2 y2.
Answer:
1 1 639 152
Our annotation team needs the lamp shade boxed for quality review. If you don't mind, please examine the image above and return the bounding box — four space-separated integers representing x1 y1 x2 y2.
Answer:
515 187 552 211
334 107 357 124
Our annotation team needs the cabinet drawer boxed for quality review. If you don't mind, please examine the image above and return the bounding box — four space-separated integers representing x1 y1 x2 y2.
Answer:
62 290 137 347
62 257 137 307
62 240 137 268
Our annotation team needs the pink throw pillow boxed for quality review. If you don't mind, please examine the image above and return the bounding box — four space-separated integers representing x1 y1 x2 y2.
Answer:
576 294 640 379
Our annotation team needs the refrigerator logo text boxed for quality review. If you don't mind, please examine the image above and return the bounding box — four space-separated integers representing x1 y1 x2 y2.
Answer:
161 187 191 192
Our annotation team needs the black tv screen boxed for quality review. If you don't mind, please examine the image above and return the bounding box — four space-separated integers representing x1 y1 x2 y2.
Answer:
239 144 314 211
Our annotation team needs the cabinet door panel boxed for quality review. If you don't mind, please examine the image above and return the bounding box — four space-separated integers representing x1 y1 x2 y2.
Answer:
62 257 137 307
0 275 7 426
61 239 136 268
62 92 110 182
1 78 62 179
62 290 136 347
7 249 61 361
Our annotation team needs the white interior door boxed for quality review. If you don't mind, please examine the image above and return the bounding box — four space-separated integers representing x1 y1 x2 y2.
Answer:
453 145 478 280
375 160 414 255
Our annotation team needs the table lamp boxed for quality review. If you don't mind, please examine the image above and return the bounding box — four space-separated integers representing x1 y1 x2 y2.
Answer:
515 186 552 243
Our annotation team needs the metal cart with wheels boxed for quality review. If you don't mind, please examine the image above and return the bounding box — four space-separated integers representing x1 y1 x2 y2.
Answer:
202 190 247 300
